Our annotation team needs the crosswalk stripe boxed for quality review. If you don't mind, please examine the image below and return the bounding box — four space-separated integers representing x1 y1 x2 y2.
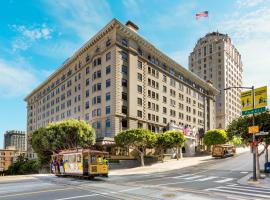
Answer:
196 176 217 181
183 175 203 180
219 186 270 194
226 184 270 192
207 188 270 199
214 178 234 183
172 174 192 179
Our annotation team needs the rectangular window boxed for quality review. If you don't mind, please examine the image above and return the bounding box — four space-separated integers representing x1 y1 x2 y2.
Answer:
137 61 142 69
106 52 111 61
122 79 128 87
122 39 128 47
121 51 128 61
97 96 101 104
137 110 142 118
163 107 167 114
106 79 111 88
85 101 89 109
106 119 111 128
163 96 167 103
106 92 110 101
137 73 142 81
122 106 127 114
122 65 128 74
122 92 128 101
137 85 142 93
106 65 111 74
86 90 89 97
137 98 142 106
86 78 90 86
86 67 90 74
106 106 110 114
97 108 101 116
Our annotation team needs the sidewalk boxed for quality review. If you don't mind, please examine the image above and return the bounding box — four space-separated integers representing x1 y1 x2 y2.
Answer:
0 174 52 183
110 147 250 176
238 173 270 189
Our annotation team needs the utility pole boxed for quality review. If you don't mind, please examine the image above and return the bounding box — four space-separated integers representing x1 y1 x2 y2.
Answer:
251 86 257 181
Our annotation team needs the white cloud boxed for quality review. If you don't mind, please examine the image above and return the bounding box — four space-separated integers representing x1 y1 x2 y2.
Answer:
11 24 53 51
0 58 38 97
221 7 270 41
236 0 265 8
11 24 53 40
11 38 30 51
217 2 270 93
44 0 112 41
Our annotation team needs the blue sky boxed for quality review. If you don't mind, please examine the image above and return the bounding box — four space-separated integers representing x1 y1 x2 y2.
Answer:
0 0 270 148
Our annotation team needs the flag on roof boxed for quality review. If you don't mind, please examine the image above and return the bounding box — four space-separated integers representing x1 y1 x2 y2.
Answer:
196 11 209 20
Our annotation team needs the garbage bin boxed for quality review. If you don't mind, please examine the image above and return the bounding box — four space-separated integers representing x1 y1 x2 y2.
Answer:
265 162 270 173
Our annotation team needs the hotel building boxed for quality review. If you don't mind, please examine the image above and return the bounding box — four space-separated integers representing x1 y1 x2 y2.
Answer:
25 19 218 158
189 32 242 129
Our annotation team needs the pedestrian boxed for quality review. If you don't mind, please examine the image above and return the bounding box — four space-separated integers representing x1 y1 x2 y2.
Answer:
60 158 64 175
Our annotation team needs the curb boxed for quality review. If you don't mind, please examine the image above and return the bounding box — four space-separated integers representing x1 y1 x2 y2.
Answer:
237 173 270 189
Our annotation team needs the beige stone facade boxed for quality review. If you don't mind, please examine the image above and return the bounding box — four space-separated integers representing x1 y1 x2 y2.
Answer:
25 19 218 158
189 32 242 129
0 147 26 171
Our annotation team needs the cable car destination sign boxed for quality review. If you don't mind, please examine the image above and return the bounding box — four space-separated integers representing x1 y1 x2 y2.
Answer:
241 86 267 116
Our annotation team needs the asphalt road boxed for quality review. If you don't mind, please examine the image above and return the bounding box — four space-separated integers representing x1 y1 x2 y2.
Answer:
0 151 269 200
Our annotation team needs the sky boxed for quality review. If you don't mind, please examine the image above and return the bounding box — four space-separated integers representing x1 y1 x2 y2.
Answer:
0 0 270 148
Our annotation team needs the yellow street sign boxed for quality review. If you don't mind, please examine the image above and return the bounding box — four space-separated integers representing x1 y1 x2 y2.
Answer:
241 86 267 112
248 126 259 134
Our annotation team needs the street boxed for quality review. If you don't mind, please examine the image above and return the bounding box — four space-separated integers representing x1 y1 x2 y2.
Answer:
0 151 269 200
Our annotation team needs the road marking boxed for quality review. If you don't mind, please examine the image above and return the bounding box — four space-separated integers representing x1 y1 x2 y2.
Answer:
0 187 72 198
55 194 99 200
206 188 270 199
240 171 249 174
183 175 203 180
214 178 234 183
223 185 270 192
219 186 270 194
172 174 192 179
196 176 217 181
154 180 196 187
55 187 143 200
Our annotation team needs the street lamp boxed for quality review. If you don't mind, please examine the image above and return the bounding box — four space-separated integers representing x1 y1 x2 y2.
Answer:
224 86 257 181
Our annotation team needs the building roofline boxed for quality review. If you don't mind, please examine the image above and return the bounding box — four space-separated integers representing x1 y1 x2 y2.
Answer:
25 18 218 101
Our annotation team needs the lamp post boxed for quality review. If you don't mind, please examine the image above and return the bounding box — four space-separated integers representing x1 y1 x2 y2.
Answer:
224 86 257 181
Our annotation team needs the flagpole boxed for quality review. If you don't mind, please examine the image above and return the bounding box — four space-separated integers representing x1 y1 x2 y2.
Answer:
207 11 210 33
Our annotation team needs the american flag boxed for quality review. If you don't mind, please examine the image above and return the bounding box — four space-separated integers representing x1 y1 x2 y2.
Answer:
196 11 209 20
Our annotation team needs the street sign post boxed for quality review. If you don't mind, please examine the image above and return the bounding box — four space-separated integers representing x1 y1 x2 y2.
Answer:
255 131 269 136
248 126 259 134
241 86 267 116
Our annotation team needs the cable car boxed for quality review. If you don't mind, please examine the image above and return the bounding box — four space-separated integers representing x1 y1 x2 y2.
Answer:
51 149 109 178
212 144 236 158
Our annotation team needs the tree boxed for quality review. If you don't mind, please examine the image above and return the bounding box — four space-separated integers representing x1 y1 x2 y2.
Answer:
157 130 185 160
204 129 228 148
114 129 157 166
229 136 243 147
31 119 96 165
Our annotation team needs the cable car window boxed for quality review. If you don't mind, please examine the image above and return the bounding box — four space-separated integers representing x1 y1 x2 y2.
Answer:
90 155 96 163
69 155 76 162
77 154 81 163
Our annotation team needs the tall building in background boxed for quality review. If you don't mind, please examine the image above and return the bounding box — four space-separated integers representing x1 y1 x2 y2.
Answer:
4 130 26 151
25 19 218 158
189 32 243 129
